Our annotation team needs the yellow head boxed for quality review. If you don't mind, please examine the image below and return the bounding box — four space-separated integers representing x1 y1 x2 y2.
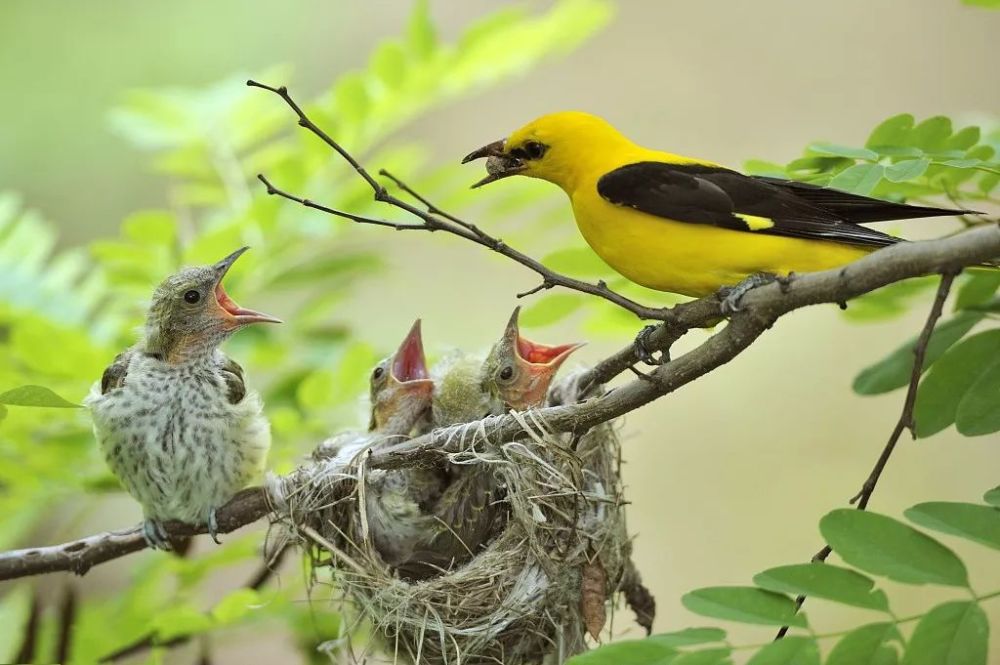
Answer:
462 111 633 193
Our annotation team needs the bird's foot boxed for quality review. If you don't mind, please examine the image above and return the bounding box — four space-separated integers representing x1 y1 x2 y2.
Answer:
142 519 172 551
633 325 668 366
777 272 795 294
206 509 222 545
717 273 778 315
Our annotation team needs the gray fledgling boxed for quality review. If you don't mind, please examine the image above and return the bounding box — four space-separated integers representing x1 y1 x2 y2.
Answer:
86 247 281 549
420 307 583 574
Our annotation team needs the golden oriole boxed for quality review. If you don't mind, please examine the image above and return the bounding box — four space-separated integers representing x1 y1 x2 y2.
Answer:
463 111 972 299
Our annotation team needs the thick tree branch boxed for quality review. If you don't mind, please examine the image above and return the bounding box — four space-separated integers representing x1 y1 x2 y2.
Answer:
774 271 958 640
0 488 271 581
369 224 1000 470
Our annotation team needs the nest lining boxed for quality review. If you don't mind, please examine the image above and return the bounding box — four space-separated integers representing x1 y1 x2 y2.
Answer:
268 370 639 665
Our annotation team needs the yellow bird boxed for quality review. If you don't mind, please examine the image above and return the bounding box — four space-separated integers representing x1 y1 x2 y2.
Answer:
463 112 972 301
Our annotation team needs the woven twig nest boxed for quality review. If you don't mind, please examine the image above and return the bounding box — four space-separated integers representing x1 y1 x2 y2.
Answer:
271 370 648 664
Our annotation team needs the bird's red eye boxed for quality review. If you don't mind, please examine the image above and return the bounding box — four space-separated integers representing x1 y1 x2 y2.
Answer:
184 290 201 304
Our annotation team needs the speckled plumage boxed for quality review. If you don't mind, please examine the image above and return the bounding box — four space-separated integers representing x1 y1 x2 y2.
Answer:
85 248 277 547
87 349 270 526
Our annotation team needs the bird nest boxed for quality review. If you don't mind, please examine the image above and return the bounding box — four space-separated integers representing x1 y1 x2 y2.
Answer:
268 370 649 664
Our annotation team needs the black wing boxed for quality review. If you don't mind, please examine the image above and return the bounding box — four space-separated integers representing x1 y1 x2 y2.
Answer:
753 175 975 224
597 162 966 248
218 355 246 405
100 350 134 394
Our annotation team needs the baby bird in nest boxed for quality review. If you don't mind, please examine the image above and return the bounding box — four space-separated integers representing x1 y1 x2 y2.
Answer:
314 321 443 572
416 307 583 575
86 247 281 549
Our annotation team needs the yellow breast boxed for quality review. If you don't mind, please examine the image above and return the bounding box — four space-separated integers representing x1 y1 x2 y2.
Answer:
569 182 871 298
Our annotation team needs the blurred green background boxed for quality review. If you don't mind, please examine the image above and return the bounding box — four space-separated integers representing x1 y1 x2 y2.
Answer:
2 1 1000 663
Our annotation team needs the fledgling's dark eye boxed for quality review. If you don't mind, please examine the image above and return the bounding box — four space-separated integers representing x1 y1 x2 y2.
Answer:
184 290 201 304
372 366 385 380
524 141 546 160
499 366 514 381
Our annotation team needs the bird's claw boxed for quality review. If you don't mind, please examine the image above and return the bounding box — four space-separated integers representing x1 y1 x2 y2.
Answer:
718 273 778 315
207 509 222 545
633 325 667 365
142 519 172 551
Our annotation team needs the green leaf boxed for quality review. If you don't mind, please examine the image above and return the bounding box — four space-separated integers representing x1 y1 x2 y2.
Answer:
371 42 407 89
984 486 1000 507
519 293 585 327
333 73 370 126
681 587 807 627
0 404 6 423
963 0 1000 9
407 0 438 58
826 623 900 665
808 143 878 161
820 509 968 587
979 172 1000 194
151 605 214 641
866 114 914 149
212 588 262 624
542 246 613 277
650 628 727 648
122 210 176 245
956 272 1000 310
829 163 884 195
843 277 936 323
955 359 1000 435
752 562 889 611
0 385 82 408
566 639 677 665
902 601 987 665
853 311 982 395
913 330 1000 437
883 159 930 183
672 648 732 665
905 502 1000 550
744 160 787 177
745 637 819 665
907 116 953 152
947 126 981 150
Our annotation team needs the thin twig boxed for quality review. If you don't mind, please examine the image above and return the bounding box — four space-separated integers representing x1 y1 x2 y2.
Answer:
774 271 958 640
247 79 671 321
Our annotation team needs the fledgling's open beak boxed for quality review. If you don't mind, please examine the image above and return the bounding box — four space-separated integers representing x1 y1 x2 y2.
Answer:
502 306 585 409
212 247 283 327
371 319 434 432
462 139 524 188
390 319 433 392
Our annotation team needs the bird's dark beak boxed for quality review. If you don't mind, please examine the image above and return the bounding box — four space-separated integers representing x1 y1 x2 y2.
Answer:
462 139 524 188
462 139 506 164
212 247 283 326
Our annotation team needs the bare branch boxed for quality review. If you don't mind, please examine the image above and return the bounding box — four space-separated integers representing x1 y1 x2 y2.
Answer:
247 80 671 321
0 488 271 581
774 271 958 640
